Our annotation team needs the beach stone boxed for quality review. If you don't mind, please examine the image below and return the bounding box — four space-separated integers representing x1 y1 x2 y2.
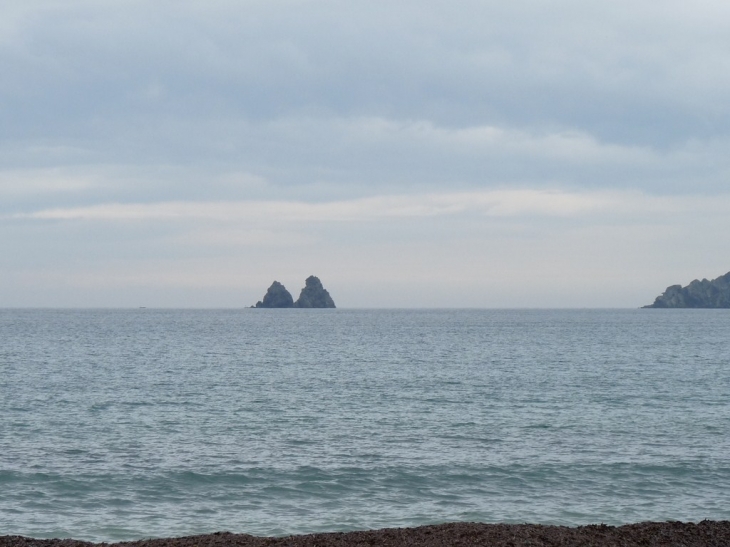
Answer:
4 521 730 547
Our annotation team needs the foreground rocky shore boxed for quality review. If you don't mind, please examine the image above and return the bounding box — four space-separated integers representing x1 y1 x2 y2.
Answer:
4 521 730 547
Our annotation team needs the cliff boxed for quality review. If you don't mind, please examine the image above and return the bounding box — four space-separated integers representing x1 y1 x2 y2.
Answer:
254 281 294 308
643 271 730 308
294 275 336 308
253 276 336 308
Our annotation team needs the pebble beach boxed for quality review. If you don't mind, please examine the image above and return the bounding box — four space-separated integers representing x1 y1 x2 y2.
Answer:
4 521 730 547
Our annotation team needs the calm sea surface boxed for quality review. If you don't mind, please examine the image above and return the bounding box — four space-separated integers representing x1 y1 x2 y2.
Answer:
1 309 729 541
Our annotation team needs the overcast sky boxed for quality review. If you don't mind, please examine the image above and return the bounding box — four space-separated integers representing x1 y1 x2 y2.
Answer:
2 0 730 307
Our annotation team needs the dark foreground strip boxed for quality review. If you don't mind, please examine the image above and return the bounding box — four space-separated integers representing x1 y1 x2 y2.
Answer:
3 521 730 547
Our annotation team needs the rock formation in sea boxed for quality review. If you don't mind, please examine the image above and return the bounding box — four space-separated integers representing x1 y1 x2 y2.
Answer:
294 275 336 308
253 281 294 308
643 271 730 308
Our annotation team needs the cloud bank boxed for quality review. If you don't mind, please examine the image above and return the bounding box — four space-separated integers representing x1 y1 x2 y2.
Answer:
1 0 729 306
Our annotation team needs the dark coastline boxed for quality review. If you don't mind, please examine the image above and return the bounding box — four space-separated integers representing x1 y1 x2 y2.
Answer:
4 521 730 547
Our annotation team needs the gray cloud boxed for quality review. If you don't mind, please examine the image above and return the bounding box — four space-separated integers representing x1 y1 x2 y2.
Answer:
2 0 730 306
5 1 730 139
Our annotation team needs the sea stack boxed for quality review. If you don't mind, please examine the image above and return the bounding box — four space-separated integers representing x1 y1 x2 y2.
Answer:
643 271 730 308
254 281 294 308
294 275 336 308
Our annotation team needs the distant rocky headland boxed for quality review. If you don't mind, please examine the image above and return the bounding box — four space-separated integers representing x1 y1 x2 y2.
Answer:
643 271 730 308
253 276 336 308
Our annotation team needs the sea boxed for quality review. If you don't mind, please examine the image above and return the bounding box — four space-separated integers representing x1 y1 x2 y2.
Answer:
1 309 729 542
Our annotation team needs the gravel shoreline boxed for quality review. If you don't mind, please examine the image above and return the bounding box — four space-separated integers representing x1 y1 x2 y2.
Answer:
3 521 730 547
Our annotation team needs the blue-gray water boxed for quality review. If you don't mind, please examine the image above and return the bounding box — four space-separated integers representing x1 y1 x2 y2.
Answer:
1 309 729 542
